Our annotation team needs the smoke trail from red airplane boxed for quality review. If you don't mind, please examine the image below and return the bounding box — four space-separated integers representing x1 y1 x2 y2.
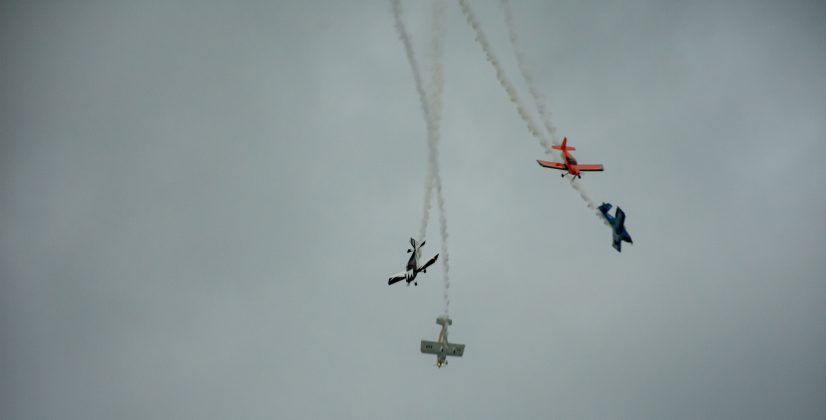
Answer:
458 0 551 154
503 2 603 214
501 0 560 149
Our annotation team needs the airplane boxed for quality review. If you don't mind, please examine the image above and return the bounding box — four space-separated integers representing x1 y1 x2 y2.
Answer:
598 202 633 252
387 238 439 286
421 316 465 368
537 137 604 179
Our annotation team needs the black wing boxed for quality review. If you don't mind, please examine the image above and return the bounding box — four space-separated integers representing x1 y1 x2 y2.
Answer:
615 207 626 228
388 272 406 285
416 254 439 273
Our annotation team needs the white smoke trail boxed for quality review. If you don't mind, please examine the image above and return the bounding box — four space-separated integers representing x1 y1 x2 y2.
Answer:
392 0 451 316
420 0 447 245
419 159 436 241
426 0 451 318
391 0 437 240
569 177 596 209
465 0 605 222
501 0 560 148
426 0 446 124
435 175 451 318
457 0 551 153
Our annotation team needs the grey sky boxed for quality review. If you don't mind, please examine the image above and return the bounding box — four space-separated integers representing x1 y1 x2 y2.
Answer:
1 0 824 419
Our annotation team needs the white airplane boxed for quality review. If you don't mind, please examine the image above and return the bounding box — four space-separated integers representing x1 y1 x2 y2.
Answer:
387 238 439 287
421 316 465 368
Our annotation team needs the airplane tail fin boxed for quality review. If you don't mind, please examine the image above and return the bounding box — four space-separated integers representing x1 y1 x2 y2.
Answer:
409 237 426 250
551 137 576 151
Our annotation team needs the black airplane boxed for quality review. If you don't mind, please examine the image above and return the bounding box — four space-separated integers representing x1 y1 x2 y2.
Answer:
387 238 439 286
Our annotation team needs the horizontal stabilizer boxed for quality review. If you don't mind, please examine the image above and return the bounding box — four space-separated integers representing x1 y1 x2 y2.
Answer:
552 137 575 151
436 316 452 326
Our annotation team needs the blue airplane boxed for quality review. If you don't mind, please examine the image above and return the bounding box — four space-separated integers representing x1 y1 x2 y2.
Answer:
598 202 633 252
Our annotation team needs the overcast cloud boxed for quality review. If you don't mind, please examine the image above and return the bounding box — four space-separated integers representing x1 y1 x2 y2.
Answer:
1 0 825 419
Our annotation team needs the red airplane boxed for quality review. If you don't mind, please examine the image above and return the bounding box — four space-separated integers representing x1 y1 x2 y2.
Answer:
536 137 603 178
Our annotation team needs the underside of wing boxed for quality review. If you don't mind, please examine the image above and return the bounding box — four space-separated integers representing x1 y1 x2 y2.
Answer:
615 207 626 227
612 233 622 252
577 164 604 171
444 342 465 357
420 340 442 355
388 272 406 285
537 160 566 170
416 254 439 273
420 340 465 357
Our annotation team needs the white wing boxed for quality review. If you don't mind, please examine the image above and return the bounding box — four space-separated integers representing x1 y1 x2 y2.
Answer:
421 340 465 357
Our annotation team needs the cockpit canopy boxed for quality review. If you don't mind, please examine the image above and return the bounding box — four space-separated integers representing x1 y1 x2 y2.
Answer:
565 155 578 165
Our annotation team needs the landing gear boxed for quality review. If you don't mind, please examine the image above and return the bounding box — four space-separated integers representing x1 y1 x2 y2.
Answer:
414 282 418 286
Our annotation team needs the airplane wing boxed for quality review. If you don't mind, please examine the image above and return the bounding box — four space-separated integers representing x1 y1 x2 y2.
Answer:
421 340 465 356
613 237 622 252
537 160 567 170
388 272 406 285
615 207 626 227
577 164 604 171
416 254 439 273
445 342 465 357
421 340 442 355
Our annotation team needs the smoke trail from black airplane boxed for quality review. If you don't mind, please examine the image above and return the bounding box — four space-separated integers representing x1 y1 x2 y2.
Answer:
392 0 451 316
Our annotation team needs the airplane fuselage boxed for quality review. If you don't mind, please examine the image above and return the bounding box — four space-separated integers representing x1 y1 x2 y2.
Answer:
436 354 447 368
404 247 420 283
433 321 450 368
564 152 580 177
